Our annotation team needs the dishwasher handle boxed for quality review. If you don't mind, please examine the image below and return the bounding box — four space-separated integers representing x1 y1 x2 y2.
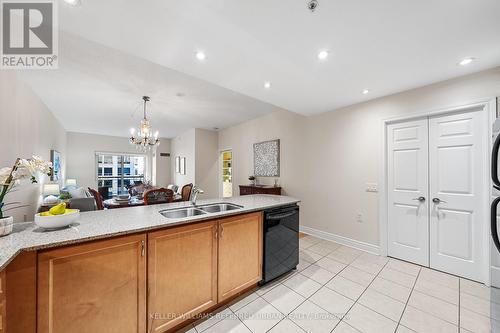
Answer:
266 210 298 221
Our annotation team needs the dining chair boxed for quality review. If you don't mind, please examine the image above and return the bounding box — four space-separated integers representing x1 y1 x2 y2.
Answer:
180 183 193 202
143 188 174 205
87 187 104 210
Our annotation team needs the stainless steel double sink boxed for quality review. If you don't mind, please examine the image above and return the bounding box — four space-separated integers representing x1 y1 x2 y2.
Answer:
159 203 243 219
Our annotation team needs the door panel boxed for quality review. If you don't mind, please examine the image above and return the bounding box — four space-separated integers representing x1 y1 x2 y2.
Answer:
218 212 262 302
435 208 473 260
429 111 485 281
37 235 146 333
148 221 218 333
387 120 429 266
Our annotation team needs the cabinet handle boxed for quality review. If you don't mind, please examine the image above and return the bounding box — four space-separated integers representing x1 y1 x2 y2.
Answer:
141 240 145 257
220 225 224 238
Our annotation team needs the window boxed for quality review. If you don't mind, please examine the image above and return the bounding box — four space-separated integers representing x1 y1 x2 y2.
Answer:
96 153 146 196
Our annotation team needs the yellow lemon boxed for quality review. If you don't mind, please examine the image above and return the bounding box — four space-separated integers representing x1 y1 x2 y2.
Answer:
49 203 66 215
40 212 52 217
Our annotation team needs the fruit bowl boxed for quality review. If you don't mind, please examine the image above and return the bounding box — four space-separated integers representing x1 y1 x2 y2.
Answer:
34 209 80 229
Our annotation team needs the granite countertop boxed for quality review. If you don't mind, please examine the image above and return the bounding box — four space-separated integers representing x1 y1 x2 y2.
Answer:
0 195 300 271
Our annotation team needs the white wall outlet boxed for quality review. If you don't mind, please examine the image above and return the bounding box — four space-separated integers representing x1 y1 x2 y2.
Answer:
356 213 363 223
366 183 378 193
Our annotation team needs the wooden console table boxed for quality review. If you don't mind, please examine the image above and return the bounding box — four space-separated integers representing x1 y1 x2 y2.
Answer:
239 185 282 196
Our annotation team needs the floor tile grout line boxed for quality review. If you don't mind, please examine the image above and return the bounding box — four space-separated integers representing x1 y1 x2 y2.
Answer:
367 275 416 303
194 305 236 333
394 267 422 332
275 258 357 333
412 285 460 307
460 287 500 304
374 276 415 290
328 259 392 332
200 240 419 333
228 304 255 333
238 239 377 332
269 240 423 332
458 278 461 331
262 282 311 333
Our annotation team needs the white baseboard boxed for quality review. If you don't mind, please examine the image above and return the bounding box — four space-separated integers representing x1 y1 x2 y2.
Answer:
300 226 380 255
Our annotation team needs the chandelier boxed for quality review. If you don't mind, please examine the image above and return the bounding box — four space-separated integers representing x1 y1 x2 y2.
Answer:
129 96 160 150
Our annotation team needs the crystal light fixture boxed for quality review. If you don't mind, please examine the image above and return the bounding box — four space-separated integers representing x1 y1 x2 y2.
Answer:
129 96 160 151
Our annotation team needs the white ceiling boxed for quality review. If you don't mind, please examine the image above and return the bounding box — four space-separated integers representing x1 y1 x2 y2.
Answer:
23 0 500 136
22 33 285 138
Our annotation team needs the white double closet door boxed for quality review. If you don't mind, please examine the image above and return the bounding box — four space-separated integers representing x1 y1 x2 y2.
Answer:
387 109 487 281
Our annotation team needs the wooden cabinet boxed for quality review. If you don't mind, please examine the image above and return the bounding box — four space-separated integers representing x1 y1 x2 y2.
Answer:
0 270 5 333
37 234 146 333
218 212 263 302
239 185 281 196
148 221 218 333
3 211 265 333
5 251 37 333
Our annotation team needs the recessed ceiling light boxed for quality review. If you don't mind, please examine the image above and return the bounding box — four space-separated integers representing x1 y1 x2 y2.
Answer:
317 50 329 60
64 0 81 6
195 51 206 61
362 89 370 95
458 57 474 66
264 81 271 89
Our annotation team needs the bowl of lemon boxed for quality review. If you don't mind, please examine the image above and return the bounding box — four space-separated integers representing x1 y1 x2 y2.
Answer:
34 203 80 229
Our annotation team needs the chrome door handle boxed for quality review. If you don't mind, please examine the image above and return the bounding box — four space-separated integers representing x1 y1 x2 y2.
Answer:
432 198 447 204
412 197 426 202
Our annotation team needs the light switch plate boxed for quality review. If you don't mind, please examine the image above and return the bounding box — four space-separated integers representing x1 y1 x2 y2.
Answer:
366 183 378 193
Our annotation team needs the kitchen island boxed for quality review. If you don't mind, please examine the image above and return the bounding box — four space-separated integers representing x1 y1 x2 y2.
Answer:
0 194 300 333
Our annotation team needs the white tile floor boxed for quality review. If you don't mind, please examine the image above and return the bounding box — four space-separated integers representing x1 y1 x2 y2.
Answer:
179 235 500 333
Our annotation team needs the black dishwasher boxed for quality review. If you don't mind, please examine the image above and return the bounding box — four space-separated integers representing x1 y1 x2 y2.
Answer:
261 204 300 284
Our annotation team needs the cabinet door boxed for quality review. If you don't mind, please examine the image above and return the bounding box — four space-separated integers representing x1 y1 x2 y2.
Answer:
148 221 218 333
38 234 146 333
0 270 5 333
218 212 263 302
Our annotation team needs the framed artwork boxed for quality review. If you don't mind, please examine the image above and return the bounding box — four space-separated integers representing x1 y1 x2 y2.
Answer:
50 150 62 181
175 156 180 173
254 139 280 177
180 157 186 175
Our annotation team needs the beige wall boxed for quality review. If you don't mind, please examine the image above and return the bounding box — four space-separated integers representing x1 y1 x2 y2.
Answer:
170 128 219 199
0 72 67 222
195 129 219 199
66 132 171 190
218 109 307 197
170 128 196 187
219 67 500 248
153 139 172 188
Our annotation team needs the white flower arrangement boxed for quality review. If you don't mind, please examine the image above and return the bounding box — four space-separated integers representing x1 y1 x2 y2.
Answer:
0 156 53 219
